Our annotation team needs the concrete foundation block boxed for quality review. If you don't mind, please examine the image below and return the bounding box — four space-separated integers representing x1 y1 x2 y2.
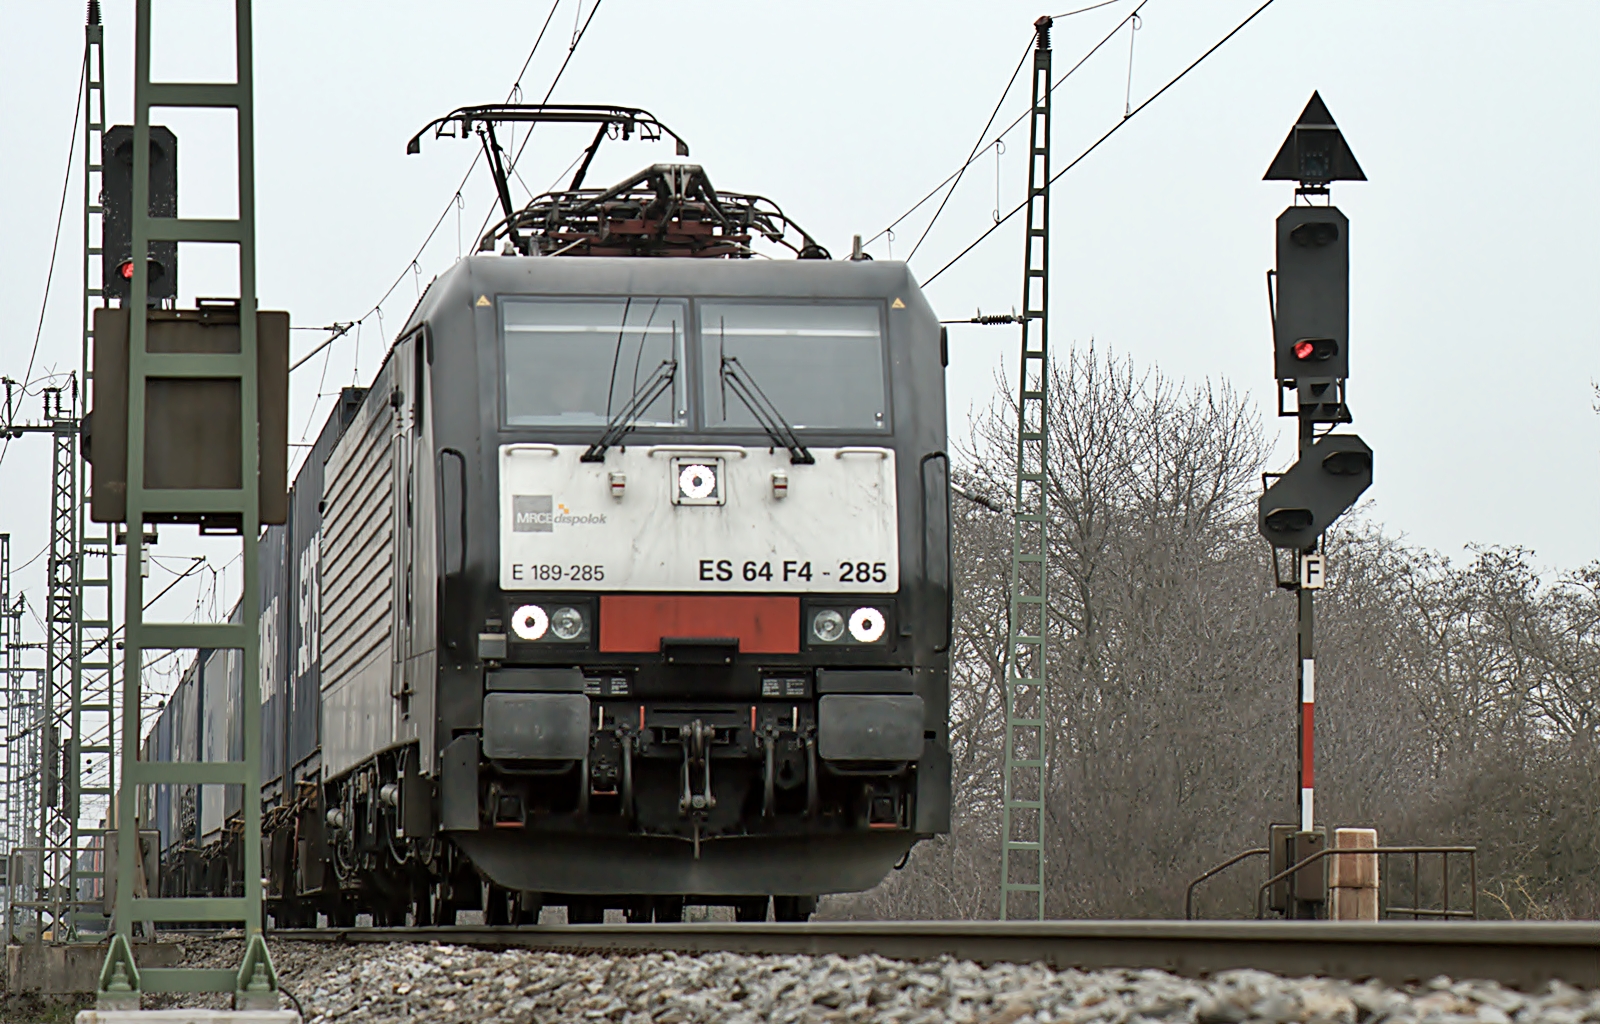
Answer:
1331 884 1381 921
8 942 184 995
1329 827 1378 888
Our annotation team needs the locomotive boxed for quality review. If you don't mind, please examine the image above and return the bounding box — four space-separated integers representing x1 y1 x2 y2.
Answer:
145 106 952 924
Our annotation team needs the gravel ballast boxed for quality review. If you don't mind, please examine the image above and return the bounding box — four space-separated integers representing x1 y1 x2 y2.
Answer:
154 937 1599 1024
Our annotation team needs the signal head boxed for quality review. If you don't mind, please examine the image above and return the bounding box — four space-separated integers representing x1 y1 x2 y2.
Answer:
1273 207 1349 383
1258 433 1373 550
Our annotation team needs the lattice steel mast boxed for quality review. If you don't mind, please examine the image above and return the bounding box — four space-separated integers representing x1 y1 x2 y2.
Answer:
72 2 116 938
1001 14 1052 922
0 535 12 934
14 8 116 946
102 0 279 1005
2 537 43 942
33 383 80 942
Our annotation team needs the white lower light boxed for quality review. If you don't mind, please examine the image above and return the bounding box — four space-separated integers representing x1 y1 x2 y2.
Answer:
550 606 584 641
511 604 548 641
812 609 846 643
678 463 717 500
848 606 886 643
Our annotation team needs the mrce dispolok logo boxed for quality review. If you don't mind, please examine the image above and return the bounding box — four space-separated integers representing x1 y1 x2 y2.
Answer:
512 495 608 532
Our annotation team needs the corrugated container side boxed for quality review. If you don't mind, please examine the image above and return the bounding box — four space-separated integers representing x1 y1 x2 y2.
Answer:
224 602 244 826
318 376 396 781
259 523 289 798
199 621 242 844
289 387 367 780
176 656 200 849
155 703 174 855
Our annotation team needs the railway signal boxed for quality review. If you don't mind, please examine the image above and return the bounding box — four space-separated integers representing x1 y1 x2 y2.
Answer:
101 124 177 302
1259 94 1368 917
1258 434 1372 551
1272 205 1349 385
1259 91 1370 555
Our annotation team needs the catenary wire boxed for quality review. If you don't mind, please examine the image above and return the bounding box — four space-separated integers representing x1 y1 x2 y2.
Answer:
469 0 607 248
0 54 87 471
298 0 566 381
1054 0 1123 16
862 0 1150 257
1123 11 1142 116
922 0 1279 286
10 541 51 577
282 0 570 481
903 38 1033 264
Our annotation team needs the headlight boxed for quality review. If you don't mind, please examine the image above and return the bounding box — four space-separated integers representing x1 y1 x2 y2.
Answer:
848 606 886 643
511 604 548 641
678 463 717 500
671 457 724 506
550 606 584 641
811 609 846 643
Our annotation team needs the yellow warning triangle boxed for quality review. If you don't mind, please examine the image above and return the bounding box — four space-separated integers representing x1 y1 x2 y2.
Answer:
891 297 906 309
476 294 491 307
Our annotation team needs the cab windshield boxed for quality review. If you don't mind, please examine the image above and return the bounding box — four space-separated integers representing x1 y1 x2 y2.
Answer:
501 297 687 427
698 302 886 431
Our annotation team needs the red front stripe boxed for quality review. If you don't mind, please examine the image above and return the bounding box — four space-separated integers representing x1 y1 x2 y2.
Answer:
599 595 800 654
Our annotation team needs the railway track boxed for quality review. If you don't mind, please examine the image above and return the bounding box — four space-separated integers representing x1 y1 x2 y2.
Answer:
269 920 1600 990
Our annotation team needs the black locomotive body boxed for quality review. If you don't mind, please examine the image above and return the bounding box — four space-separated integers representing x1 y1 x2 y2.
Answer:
147 164 951 925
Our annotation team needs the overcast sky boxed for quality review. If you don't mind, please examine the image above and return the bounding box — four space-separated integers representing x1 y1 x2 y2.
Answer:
1 0 1597 645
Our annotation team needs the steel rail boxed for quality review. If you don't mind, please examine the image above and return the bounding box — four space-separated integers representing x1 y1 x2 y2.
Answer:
268 920 1600 990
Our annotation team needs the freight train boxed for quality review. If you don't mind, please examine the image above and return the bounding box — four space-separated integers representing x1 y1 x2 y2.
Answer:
142 106 952 925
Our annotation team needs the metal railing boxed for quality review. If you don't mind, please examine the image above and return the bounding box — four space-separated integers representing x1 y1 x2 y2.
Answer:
1185 848 1268 920
1253 846 1477 920
1380 846 1478 920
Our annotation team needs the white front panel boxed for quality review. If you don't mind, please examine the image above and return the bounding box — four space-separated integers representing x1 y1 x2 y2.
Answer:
500 444 898 592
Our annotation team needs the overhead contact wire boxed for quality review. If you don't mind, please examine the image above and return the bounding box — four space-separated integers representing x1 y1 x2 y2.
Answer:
904 39 1033 264
864 0 1150 256
923 0 1280 286
312 0 565 370
1054 0 1123 16
1 54 87 471
471 0 608 247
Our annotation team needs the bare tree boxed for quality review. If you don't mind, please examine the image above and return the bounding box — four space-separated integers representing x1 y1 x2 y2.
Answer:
828 348 1600 922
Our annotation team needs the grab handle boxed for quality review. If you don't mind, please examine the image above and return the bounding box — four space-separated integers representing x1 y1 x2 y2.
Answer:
437 447 468 577
920 451 952 653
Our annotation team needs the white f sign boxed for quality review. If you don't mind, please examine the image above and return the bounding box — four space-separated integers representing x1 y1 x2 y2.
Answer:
1300 553 1326 590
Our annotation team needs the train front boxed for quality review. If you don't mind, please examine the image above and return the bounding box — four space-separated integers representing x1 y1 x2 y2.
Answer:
427 230 952 915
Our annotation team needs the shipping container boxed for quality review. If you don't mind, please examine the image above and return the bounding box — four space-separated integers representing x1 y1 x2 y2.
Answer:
287 387 366 780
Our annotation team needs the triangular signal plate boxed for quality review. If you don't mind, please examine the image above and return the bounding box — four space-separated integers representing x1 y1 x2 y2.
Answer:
1264 91 1366 184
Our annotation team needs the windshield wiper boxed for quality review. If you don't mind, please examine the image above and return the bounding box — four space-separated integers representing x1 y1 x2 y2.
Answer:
581 359 677 462
719 356 815 465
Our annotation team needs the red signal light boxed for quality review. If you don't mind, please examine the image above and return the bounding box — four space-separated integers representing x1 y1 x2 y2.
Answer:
116 259 165 283
1291 338 1337 363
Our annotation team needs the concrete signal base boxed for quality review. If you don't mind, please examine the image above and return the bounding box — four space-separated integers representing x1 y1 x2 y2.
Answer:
7 943 183 996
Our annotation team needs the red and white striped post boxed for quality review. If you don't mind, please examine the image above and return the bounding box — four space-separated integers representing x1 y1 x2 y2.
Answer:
1300 651 1314 831
1297 551 1323 834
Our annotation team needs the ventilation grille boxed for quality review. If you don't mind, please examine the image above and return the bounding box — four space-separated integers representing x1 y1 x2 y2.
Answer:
320 378 394 689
